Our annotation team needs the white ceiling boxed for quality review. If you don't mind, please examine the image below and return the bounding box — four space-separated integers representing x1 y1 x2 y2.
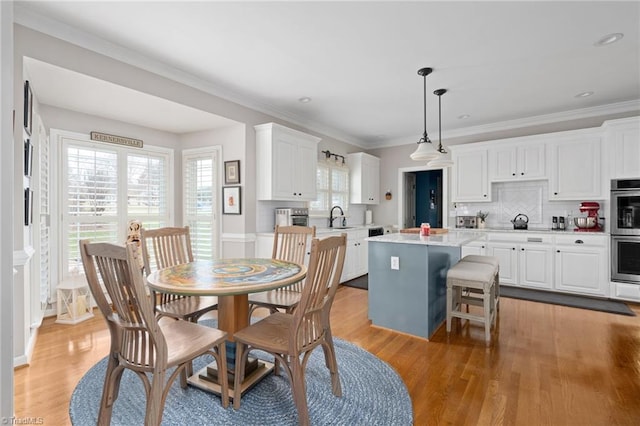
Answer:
15 1 640 147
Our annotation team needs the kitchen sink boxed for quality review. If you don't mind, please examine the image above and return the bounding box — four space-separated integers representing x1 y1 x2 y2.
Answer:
333 226 355 230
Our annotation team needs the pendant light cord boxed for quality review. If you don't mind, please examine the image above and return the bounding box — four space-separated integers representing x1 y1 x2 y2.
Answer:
422 73 427 141
434 88 447 154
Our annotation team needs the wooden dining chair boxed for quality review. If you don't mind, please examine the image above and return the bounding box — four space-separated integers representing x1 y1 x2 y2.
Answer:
248 225 316 317
141 226 218 322
79 240 229 426
233 233 347 426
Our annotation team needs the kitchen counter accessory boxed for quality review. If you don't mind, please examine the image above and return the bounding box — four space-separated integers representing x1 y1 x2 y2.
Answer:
511 214 529 230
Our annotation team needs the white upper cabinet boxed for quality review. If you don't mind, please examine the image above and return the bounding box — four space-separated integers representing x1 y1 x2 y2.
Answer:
255 123 321 201
348 152 380 204
603 117 640 180
451 147 490 202
489 142 545 181
548 130 603 200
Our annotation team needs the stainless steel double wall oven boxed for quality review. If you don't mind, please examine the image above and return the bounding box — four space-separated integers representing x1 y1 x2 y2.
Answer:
611 179 640 284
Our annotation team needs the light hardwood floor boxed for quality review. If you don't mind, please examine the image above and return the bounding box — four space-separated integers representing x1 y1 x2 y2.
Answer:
14 286 640 425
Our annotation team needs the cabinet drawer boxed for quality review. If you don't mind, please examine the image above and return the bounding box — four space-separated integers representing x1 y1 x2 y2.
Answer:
487 232 552 244
555 234 608 247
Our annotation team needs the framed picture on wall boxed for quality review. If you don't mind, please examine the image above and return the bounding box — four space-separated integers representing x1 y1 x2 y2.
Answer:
224 160 240 184
24 80 33 136
24 139 33 177
222 186 241 215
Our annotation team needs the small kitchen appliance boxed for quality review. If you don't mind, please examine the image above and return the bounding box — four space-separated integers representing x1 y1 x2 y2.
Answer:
511 214 529 230
456 216 477 228
275 207 309 227
573 202 602 232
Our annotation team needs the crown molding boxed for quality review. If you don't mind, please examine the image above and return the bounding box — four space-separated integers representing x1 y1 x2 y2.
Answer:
368 100 640 149
14 5 364 146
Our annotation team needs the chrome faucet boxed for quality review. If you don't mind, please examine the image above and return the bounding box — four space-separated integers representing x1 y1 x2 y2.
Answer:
329 205 345 228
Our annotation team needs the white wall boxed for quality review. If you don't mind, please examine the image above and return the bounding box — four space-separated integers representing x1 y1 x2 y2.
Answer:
0 2 13 420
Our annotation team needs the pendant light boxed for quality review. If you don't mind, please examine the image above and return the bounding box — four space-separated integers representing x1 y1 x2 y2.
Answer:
410 67 440 162
428 88 454 168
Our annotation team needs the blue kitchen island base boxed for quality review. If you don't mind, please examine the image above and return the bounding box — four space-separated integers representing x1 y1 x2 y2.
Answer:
368 240 461 339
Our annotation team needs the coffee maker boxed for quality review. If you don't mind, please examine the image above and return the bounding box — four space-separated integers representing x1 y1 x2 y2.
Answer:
574 202 603 232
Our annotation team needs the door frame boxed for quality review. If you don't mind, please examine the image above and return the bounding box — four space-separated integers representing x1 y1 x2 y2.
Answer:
397 165 449 229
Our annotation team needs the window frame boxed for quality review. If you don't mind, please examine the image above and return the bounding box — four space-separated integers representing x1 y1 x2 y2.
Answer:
309 159 350 218
182 146 223 260
54 130 173 283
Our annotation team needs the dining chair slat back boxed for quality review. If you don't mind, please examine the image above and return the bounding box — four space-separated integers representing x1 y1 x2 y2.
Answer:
79 240 230 425
272 225 316 292
233 233 347 426
141 226 218 321
248 225 316 317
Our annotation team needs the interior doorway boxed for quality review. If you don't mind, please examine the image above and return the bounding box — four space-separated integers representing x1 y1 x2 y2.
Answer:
398 166 449 230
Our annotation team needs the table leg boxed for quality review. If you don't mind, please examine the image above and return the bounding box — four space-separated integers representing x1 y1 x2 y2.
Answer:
187 294 274 397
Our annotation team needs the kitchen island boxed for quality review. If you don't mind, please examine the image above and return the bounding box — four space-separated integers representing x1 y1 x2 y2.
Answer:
366 231 484 339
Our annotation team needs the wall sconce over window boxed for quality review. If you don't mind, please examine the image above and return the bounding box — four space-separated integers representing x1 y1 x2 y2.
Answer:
322 150 345 165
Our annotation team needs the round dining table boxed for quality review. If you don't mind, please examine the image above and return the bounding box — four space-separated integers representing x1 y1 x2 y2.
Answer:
146 258 307 397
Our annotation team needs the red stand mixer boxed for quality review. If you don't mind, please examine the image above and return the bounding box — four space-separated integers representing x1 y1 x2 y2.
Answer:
574 202 603 232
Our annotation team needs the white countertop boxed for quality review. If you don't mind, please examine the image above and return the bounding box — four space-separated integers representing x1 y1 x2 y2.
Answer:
454 226 609 235
366 231 485 247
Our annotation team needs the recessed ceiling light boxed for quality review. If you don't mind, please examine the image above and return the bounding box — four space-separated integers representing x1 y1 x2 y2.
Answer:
575 91 594 98
594 33 624 47
458 114 470 120
298 96 312 103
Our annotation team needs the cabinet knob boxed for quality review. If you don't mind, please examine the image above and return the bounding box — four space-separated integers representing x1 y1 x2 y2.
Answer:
483 194 487 197
521 172 524 176
512 173 516 176
521 248 524 251
512 247 516 250
575 240 584 244
554 192 558 195
557 250 560 253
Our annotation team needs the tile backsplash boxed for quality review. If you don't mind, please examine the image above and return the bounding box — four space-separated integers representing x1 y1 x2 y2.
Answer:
454 180 608 230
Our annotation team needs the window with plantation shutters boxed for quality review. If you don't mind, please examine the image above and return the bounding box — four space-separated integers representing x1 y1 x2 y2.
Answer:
183 147 221 260
309 160 349 216
61 136 172 275
39 127 50 307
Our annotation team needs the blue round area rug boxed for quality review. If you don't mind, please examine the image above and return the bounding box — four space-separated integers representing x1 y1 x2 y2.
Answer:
70 319 413 425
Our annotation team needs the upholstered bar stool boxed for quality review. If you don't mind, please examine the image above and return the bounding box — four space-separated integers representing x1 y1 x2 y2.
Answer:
446 261 498 343
460 255 500 310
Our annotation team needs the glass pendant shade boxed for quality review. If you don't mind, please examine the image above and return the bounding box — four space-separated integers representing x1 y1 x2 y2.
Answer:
428 156 454 167
410 141 440 161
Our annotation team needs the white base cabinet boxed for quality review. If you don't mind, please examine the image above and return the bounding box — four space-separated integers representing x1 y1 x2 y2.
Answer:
486 242 519 285
462 231 607 297
554 235 608 296
258 229 368 284
341 229 368 282
611 281 640 302
519 243 553 290
461 240 487 257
